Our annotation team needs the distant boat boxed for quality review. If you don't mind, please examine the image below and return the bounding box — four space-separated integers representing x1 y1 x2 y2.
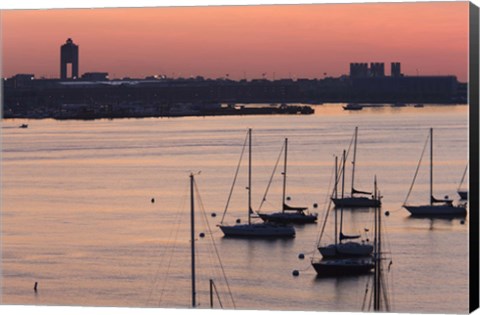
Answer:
403 128 467 217
19 124 28 128
258 138 318 224
413 103 424 108
218 129 296 238
331 127 381 208
457 164 468 200
343 103 363 111
318 153 374 258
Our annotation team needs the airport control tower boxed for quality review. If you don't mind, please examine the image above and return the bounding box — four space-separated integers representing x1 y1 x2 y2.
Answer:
60 38 79 80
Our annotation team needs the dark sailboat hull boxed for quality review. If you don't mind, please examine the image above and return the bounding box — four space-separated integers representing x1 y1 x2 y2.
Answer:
404 204 467 217
458 190 468 200
258 212 317 224
219 223 295 238
311 258 374 277
331 196 380 208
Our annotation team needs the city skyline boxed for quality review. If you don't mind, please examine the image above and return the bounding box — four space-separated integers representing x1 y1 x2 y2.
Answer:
1 2 469 81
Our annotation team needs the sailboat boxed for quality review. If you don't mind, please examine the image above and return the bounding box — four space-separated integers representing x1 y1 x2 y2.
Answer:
218 129 296 238
318 152 374 259
457 164 468 200
258 138 318 224
403 128 467 216
331 127 381 208
312 177 383 277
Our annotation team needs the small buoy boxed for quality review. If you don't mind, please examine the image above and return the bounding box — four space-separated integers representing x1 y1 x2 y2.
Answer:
199 232 205 238
236 218 241 224
292 270 300 276
460 220 465 225
313 203 318 208
298 253 305 259
286 196 291 201
385 211 390 216
34 282 38 292
211 212 217 218
151 198 155 203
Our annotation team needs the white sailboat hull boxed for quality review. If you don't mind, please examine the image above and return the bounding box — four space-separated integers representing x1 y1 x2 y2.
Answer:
318 242 373 258
219 223 295 238
404 204 467 216
331 196 380 208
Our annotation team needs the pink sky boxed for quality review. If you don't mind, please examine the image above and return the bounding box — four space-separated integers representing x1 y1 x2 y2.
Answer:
1 2 469 81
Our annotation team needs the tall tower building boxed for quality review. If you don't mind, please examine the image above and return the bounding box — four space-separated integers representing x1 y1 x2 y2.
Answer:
350 63 369 77
391 62 402 77
60 38 79 80
369 62 385 77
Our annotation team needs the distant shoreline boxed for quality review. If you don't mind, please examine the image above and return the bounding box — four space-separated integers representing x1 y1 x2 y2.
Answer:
1 103 468 122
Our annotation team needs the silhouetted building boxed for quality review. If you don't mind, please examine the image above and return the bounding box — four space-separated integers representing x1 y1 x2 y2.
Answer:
10 74 35 88
370 62 385 77
391 62 402 77
60 38 79 80
81 72 109 81
350 63 369 77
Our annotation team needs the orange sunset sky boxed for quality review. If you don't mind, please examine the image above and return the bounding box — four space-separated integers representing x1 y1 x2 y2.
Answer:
0 2 470 81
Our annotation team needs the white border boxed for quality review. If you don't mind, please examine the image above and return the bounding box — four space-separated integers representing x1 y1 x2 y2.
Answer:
0 0 478 10
0 1 478 315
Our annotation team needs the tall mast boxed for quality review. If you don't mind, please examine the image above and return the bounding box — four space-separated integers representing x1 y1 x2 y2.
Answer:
190 174 196 308
339 150 346 243
351 126 358 196
373 176 379 311
282 138 288 212
334 155 338 199
430 128 433 206
458 164 468 189
248 128 252 225
378 178 382 311
334 155 338 246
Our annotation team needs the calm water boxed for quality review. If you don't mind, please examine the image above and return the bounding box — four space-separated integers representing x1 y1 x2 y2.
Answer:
1 104 469 313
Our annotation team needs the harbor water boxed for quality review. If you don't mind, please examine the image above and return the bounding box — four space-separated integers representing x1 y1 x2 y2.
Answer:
1 104 469 313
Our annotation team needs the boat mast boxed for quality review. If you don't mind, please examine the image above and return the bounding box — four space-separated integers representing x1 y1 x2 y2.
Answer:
282 138 288 212
248 128 252 225
334 155 338 246
458 164 468 190
430 128 433 206
190 173 196 308
373 176 380 311
351 126 358 196
339 150 346 244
